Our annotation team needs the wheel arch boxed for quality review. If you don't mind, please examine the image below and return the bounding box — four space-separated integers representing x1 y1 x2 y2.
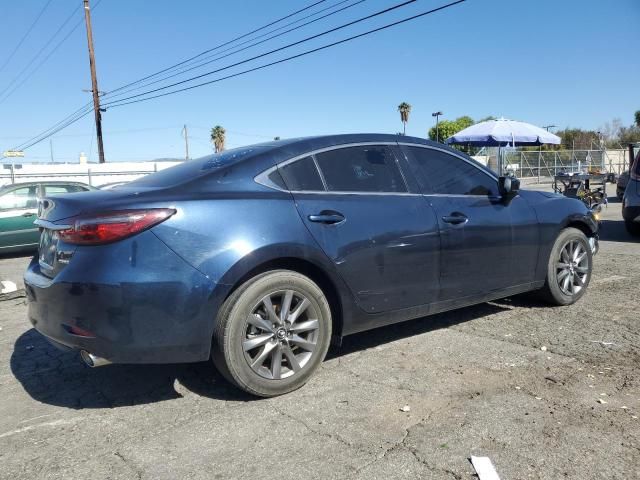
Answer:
218 254 347 344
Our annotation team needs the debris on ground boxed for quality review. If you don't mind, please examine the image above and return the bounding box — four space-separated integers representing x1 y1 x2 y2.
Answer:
540 346 547 351
597 398 608 404
470 456 501 480
0 280 17 294
399 405 411 412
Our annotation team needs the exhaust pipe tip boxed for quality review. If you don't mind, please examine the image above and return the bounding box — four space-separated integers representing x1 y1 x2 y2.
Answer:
80 350 111 368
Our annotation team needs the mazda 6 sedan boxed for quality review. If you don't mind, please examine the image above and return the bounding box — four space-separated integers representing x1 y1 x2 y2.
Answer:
24 134 599 397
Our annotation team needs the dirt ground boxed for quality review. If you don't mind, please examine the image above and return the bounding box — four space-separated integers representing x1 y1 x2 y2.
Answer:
0 184 638 479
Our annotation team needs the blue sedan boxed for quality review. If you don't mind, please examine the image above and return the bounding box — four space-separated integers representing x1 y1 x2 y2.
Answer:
24 134 599 396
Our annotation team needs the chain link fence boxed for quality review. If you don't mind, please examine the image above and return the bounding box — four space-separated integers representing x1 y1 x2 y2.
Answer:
484 148 631 182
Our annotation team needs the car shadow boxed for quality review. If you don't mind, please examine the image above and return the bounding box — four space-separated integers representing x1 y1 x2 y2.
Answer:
11 300 514 409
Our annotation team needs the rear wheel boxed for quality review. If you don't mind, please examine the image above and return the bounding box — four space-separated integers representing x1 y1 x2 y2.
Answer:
625 220 640 237
538 228 593 306
212 270 332 397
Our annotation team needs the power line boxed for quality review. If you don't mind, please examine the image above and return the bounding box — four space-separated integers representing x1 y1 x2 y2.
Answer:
106 0 330 96
0 0 103 106
103 0 365 102
0 0 54 75
6 0 330 152
105 0 466 110
12 0 467 152
103 0 419 107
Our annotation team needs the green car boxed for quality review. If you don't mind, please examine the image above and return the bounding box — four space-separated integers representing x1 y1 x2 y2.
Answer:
0 181 94 254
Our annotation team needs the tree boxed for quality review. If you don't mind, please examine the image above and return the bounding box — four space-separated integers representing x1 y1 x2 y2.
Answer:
210 125 226 152
397 102 411 135
554 128 600 150
427 116 474 143
635 110 640 128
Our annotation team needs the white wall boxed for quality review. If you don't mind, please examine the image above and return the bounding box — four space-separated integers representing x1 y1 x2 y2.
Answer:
0 161 183 188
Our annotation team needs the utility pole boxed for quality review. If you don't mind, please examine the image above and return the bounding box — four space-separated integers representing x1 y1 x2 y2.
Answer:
49 138 54 163
83 0 105 163
542 125 556 132
432 111 443 142
182 124 190 161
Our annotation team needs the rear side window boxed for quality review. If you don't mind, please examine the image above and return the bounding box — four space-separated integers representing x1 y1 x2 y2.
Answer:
279 156 324 191
315 145 406 193
408 147 496 196
0 186 37 210
44 184 84 194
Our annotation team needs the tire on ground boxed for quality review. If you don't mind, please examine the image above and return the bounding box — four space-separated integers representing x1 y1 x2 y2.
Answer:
212 270 332 397
538 227 593 306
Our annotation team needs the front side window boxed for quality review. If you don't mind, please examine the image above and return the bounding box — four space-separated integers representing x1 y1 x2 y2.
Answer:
278 156 324 191
315 145 406 193
0 186 37 210
408 147 496 196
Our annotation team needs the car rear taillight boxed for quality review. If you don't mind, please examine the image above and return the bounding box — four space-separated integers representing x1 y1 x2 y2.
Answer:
57 209 176 245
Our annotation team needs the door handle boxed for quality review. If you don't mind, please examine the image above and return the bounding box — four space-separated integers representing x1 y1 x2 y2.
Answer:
21 212 36 217
308 212 345 224
442 213 468 225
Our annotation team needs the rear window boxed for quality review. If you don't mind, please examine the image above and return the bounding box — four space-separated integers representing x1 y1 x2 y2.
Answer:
127 146 268 188
279 156 324 191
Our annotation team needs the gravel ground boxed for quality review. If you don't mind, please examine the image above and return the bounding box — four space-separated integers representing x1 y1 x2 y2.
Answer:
0 185 638 479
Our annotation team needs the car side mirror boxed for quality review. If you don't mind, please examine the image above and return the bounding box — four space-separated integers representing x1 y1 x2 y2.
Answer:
498 176 520 199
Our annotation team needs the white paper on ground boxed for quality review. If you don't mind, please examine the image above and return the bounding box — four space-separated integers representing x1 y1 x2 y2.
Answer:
470 456 501 480
0 281 17 294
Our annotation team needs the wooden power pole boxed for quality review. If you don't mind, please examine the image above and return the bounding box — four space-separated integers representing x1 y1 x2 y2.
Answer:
83 0 105 163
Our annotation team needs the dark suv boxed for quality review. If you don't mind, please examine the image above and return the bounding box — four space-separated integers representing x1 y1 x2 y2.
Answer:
24 135 598 396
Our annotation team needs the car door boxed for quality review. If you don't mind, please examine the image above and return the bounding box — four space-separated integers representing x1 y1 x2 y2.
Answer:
400 144 539 301
278 144 441 314
0 185 39 250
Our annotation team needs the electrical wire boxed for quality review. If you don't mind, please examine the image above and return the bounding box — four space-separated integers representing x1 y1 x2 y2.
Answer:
0 0 103 106
0 0 54 75
103 0 365 102
102 0 418 107
105 0 466 110
6 0 330 151
107 0 330 96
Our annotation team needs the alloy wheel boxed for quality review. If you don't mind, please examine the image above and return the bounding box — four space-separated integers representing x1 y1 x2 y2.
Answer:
556 240 590 296
242 290 319 380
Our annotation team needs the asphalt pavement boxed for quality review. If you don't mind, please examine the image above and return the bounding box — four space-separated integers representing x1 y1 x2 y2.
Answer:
0 184 638 479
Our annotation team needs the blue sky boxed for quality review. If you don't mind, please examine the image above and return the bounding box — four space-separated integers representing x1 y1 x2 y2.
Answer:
0 0 638 163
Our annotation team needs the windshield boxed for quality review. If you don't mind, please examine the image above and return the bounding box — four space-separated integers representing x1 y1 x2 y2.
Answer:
126 146 269 189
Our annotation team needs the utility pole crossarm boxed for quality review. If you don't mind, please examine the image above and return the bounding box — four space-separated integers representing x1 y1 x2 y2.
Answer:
83 0 105 163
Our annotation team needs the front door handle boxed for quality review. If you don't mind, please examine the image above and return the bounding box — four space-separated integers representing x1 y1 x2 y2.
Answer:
308 212 345 224
442 213 468 225
21 212 36 217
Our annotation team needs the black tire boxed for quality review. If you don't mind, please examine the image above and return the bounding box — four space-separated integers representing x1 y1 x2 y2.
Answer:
538 227 593 306
625 220 640 237
212 270 332 397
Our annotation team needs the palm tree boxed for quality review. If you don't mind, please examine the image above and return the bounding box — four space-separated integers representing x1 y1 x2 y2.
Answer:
210 125 226 152
398 102 411 135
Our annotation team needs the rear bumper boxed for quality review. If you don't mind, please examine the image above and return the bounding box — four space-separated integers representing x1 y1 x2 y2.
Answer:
24 231 220 364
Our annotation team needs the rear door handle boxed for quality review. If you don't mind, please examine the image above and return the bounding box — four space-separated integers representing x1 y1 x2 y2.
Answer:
442 213 468 225
308 212 345 224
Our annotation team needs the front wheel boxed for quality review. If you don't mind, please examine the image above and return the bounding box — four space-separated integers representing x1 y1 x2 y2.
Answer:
538 228 593 306
212 270 332 397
